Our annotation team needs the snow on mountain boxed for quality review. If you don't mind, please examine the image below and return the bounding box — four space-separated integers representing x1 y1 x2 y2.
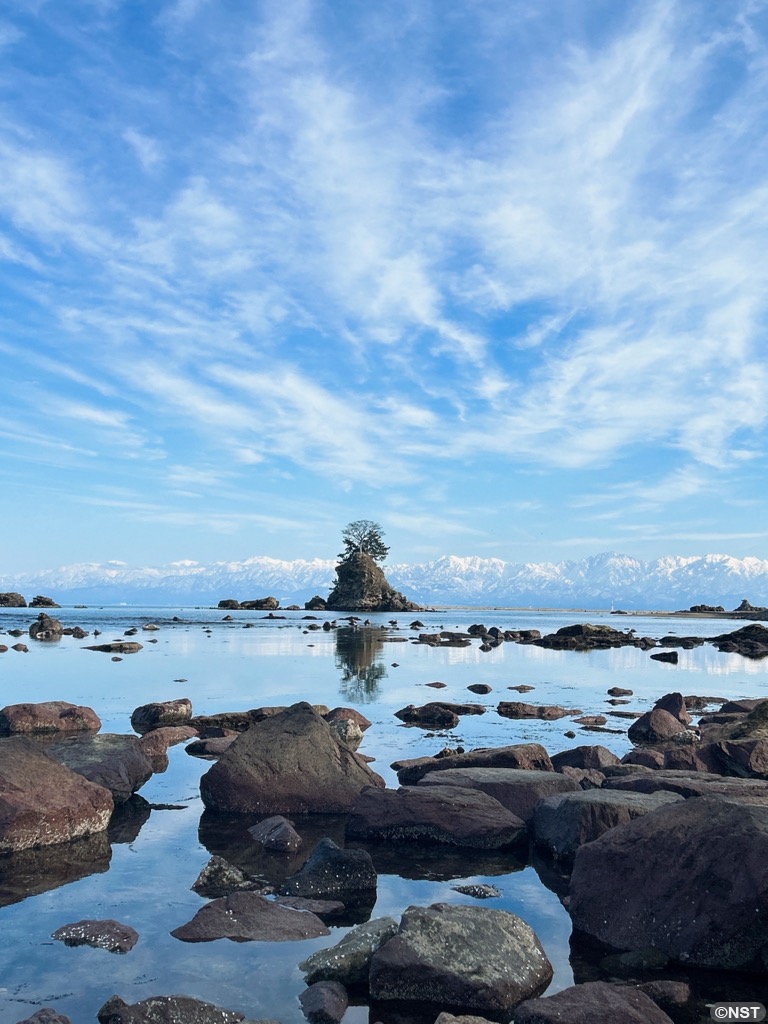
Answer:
3 551 768 609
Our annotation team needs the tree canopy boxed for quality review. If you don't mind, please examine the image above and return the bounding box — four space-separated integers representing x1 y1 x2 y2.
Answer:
338 520 390 564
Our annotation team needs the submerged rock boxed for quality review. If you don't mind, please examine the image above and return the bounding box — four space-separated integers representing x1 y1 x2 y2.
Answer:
170 890 330 942
97 994 253 1023
52 918 139 953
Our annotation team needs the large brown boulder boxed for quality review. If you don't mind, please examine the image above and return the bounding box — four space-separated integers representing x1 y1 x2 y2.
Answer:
0 701 101 736
627 708 688 744
369 903 553 1015
346 785 527 849
418 767 579 825
199 702 384 814
0 736 113 851
326 551 419 612
512 980 674 1023
602 769 768 803
394 743 553 786
568 796 768 971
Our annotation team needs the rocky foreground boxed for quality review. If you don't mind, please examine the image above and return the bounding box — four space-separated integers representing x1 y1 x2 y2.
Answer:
2 618 768 1023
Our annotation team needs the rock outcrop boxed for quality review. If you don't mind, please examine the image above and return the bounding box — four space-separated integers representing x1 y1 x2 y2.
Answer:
0 592 26 607
326 552 419 612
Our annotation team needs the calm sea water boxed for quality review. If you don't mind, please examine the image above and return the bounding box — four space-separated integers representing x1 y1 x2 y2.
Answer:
0 606 765 1023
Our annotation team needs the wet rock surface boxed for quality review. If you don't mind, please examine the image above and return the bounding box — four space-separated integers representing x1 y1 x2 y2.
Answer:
300 916 399 985
279 837 377 904
511 979 675 1023
0 700 101 736
46 733 153 803
130 697 193 734
346 784 527 848
170 890 330 942
394 742 554 785
368 903 554 1015
568 796 768 971
96 994 256 1023
417 767 579 825
51 917 139 953
0 736 113 851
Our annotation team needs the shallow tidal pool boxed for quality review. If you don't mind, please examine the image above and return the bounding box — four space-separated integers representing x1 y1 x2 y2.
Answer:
0 605 765 1023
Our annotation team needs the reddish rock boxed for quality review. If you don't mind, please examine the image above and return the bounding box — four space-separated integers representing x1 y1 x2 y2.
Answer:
569 796 768 971
395 743 554 786
0 737 113 851
627 708 687 744
170 890 329 942
248 814 302 852
0 701 101 736
513 980 674 1023
653 692 691 725
138 725 197 757
418 767 579 825
47 733 153 803
394 703 460 728
551 746 620 772
130 698 192 734
346 785 527 849
497 702 578 721
324 707 372 731
299 980 348 1024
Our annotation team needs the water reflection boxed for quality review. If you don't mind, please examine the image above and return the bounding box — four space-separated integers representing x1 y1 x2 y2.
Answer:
335 626 388 702
0 832 111 908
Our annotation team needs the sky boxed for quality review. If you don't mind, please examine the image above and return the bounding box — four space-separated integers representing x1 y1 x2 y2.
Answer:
2 0 768 574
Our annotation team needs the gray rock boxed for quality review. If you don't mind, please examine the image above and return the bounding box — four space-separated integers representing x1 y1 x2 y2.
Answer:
29 613 63 641
199 702 384 815
191 855 263 898
603 769 768 803
52 918 139 953
452 884 501 899
418 767 579 825
170 890 330 942
248 815 302 852
96 994 254 1023
551 745 620 771
569 796 768 971
300 916 399 985
512 980 674 1023
532 789 683 861
346 784 527 849
279 837 376 904
299 981 348 1024
0 736 113 851
369 903 553 1015
47 734 153 804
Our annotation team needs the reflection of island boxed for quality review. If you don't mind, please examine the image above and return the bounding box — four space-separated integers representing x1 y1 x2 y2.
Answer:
335 627 388 702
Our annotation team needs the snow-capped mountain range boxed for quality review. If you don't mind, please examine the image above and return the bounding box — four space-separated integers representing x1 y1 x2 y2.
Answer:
3 552 768 610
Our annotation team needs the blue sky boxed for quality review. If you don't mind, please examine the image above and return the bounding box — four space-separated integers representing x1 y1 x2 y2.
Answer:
2 0 768 573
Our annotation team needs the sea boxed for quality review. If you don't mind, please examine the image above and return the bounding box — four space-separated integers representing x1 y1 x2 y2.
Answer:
0 604 765 1023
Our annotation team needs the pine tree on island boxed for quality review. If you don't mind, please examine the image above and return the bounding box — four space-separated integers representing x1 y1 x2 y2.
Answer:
326 520 420 612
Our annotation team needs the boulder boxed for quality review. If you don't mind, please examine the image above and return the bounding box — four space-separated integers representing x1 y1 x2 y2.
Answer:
46 734 153 804
130 698 193 734
418 767 579 825
627 708 687 744
715 738 768 778
395 703 461 729
299 981 348 1024
170 890 330 942
0 592 26 607
369 903 553 1015
551 746 621 772
29 595 60 608
395 743 553 786
512 980 674 1023
199 702 384 815
29 613 63 641
191 855 262 898
240 597 279 610
532 789 683 861
83 641 143 654
325 706 372 731
0 701 101 736
603 769 768 803
279 837 376 904
0 736 113 851
568 796 768 970
300 916 399 985
248 815 302 852
51 918 139 953
97 994 255 1023
138 725 197 758
346 785 527 849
